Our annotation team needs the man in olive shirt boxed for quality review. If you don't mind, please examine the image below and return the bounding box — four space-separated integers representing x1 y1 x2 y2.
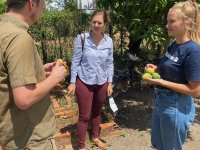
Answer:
0 0 67 149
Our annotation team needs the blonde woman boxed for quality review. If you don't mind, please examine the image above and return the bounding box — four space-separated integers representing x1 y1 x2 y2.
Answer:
145 0 200 149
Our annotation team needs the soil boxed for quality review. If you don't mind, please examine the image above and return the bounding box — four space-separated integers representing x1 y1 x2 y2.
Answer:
56 87 200 150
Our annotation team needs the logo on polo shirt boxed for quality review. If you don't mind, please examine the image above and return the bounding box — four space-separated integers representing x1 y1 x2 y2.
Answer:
165 52 179 62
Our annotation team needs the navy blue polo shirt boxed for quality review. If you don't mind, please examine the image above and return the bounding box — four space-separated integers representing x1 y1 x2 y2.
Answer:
158 40 200 88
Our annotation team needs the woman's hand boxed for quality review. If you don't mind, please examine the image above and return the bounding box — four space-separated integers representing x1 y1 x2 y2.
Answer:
145 63 158 72
67 83 76 96
145 78 164 85
107 83 113 97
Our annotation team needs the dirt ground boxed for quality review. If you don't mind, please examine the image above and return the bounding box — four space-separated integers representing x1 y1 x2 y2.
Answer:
59 87 200 150
100 88 200 150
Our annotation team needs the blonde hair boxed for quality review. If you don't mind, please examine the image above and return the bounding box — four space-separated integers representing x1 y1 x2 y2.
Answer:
170 0 200 44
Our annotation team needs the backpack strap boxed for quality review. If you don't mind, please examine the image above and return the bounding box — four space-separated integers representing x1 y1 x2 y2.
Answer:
80 33 85 51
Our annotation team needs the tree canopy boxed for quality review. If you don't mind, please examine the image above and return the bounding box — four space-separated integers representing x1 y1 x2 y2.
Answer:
96 0 200 57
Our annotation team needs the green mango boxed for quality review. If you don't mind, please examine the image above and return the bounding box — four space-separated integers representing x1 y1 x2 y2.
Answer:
152 73 161 79
142 73 152 80
145 68 154 74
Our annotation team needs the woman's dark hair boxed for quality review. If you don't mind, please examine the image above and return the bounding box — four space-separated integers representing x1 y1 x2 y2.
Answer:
91 9 109 24
6 0 40 11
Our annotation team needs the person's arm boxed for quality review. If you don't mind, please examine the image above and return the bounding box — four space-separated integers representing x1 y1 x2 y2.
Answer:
106 38 114 83
6 34 66 110
106 38 114 96
146 49 200 97
107 82 113 97
147 79 200 97
12 62 66 110
70 35 83 83
68 35 83 95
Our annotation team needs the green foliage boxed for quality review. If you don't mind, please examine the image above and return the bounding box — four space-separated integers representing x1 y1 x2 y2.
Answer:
96 0 190 57
63 0 77 11
45 0 77 11
29 10 89 63
0 0 6 14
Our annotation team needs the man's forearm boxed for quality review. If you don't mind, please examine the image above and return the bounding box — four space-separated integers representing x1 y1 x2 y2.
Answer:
12 75 59 110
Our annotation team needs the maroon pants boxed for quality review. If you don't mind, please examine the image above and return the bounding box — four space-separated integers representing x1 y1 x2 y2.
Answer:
75 78 108 149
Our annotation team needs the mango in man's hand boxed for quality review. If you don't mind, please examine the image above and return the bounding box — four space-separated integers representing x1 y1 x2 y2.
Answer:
56 59 65 66
56 59 70 77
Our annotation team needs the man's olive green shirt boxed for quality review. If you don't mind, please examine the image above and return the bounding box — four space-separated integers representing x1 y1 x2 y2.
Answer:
0 15 55 149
